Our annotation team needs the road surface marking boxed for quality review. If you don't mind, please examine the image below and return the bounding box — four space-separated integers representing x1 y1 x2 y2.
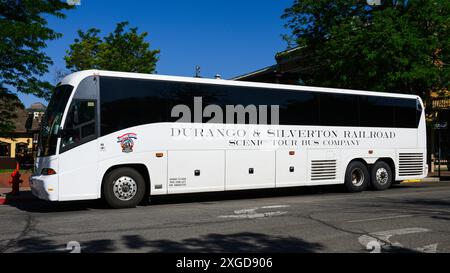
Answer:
358 227 437 253
348 214 413 223
219 205 290 219
261 205 290 209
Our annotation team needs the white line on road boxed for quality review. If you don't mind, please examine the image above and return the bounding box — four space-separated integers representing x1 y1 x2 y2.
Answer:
219 211 288 219
218 205 290 219
261 205 290 209
348 214 413 223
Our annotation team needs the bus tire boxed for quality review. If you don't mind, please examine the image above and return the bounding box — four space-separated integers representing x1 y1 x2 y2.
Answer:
344 161 369 192
102 167 146 209
370 161 392 191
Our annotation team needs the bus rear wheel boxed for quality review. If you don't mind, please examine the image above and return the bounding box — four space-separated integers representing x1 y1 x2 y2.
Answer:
102 167 146 209
370 161 392 191
344 161 369 192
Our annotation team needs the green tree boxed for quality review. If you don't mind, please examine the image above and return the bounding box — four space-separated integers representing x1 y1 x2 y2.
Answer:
0 0 73 134
282 0 450 97
65 21 160 73
0 92 22 135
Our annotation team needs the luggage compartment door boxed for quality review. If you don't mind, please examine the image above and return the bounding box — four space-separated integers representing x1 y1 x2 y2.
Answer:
226 150 275 190
276 149 308 187
168 150 225 194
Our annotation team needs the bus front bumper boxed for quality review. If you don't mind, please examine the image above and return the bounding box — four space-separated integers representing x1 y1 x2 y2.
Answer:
30 175 59 201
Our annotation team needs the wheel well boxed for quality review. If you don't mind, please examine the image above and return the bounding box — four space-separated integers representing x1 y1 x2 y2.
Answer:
102 164 150 197
347 158 368 169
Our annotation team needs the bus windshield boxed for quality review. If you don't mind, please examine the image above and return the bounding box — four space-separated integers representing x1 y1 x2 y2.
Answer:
38 85 73 157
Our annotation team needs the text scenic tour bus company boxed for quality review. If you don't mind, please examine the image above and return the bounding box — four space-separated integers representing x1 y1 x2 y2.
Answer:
30 70 427 208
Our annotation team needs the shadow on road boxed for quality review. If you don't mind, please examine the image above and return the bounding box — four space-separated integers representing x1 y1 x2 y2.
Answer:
354 189 450 221
121 232 324 253
3 191 109 213
4 185 346 213
4 182 442 213
4 232 324 253
150 185 346 206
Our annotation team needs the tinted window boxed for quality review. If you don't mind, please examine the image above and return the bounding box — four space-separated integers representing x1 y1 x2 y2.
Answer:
359 96 395 127
320 93 358 126
61 100 97 152
358 96 419 128
168 82 228 123
276 91 319 125
168 84 320 125
393 98 418 128
99 76 420 132
100 77 171 136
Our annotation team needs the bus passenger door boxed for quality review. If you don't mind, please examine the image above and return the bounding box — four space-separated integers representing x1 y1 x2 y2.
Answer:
58 99 99 200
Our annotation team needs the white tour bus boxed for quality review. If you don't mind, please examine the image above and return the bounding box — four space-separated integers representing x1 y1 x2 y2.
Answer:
30 70 427 208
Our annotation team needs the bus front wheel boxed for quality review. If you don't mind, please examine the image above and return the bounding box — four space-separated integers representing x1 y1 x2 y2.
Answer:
102 167 146 209
370 161 392 191
344 161 369 192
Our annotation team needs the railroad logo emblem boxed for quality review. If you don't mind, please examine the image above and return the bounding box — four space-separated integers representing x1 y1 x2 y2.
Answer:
117 133 137 153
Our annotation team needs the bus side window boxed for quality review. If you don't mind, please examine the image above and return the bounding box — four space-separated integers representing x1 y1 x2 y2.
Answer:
61 100 96 149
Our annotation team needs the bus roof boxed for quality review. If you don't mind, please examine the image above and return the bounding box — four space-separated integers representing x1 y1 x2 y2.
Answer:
60 69 421 101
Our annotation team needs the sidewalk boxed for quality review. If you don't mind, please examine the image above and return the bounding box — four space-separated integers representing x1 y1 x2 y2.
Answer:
428 171 450 178
420 176 441 182
0 172 31 188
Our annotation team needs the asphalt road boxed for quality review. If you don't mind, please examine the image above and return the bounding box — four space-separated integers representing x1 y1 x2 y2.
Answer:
0 182 449 253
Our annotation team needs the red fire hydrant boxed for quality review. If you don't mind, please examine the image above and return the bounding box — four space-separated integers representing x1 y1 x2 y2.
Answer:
9 162 23 195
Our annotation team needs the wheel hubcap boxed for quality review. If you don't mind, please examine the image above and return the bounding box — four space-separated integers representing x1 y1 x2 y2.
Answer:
113 176 137 201
376 168 389 185
351 168 364 187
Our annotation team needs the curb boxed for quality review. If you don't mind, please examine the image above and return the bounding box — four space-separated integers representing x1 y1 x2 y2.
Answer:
402 179 423 183
402 177 440 183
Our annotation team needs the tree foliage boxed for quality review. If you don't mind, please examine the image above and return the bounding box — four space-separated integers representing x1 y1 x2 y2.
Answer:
65 21 160 73
282 0 450 97
0 0 73 99
0 0 73 135
0 90 23 135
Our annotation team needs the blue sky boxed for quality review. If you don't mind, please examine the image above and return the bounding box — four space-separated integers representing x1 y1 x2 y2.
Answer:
19 0 292 107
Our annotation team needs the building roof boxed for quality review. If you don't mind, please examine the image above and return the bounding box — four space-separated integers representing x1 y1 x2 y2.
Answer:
27 102 46 112
230 65 277 81
13 108 29 133
230 46 309 82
